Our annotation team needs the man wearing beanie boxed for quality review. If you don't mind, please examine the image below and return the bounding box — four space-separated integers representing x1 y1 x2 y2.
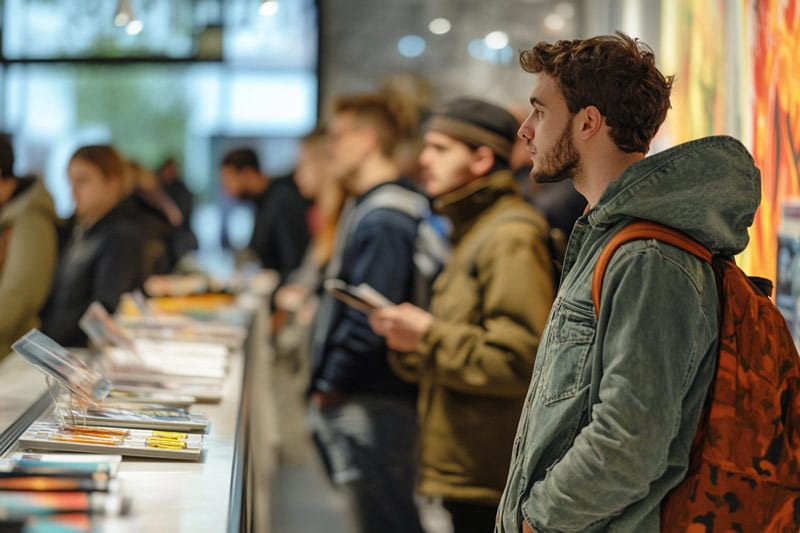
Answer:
369 97 555 533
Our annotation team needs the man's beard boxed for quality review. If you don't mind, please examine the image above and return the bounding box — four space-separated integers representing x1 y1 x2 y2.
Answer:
531 117 580 184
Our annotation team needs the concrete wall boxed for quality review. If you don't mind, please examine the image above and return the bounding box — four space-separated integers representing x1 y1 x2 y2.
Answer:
317 0 582 113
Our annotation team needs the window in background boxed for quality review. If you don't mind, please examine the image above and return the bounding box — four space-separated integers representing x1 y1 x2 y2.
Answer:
0 0 319 276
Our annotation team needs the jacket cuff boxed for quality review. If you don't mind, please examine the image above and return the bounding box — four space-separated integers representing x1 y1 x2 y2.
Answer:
418 317 444 356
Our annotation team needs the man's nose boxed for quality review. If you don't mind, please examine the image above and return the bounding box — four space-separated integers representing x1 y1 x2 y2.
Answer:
518 123 532 141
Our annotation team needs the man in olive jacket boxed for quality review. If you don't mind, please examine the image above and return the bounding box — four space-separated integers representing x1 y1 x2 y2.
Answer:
370 98 555 533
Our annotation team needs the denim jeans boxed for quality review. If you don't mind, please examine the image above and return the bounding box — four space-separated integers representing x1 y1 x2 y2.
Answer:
309 393 423 533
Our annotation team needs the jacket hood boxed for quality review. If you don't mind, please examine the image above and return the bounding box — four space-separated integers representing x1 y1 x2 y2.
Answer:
0 178 57 227
588 135 761 256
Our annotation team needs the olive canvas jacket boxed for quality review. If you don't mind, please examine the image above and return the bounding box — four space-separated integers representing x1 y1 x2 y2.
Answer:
0 178 58 358
496 136 761 533
391 170 555 504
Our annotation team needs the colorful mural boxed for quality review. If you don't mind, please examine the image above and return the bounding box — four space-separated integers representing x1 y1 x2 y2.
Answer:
659 0 800 281
748 0 800 279
658 0 733 148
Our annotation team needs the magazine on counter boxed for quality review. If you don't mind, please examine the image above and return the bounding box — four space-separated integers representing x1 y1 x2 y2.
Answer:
18 422 204 461
64 405 209 432
108 380 224 404
102 389 197 408
7 453 122 478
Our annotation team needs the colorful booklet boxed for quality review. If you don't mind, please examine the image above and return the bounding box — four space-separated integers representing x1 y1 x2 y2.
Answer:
0 490 123 516
0 474 115 493
63 405 209 432
18 422 204 461
7 453 122 478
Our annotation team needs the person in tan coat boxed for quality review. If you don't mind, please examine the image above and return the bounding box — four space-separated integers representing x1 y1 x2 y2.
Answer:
369 98 555 533
0 134 58 359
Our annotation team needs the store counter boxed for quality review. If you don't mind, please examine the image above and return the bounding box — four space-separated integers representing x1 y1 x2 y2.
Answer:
0 288 278 533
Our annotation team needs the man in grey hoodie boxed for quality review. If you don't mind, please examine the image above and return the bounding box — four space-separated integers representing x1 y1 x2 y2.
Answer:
0 134 58 358
496 33 761 532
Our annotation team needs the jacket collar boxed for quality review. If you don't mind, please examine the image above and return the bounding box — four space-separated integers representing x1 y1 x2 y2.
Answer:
434 170 518 237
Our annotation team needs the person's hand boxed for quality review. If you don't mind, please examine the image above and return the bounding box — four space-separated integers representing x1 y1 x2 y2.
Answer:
522 519 536 533
369 303 433 353
274 283 310 311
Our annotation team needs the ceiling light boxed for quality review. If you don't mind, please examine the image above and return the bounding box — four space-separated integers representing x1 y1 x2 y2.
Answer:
544 13 566 31
260 0 279 17
484 31 509 50
429 17 451 35
126 19 144 35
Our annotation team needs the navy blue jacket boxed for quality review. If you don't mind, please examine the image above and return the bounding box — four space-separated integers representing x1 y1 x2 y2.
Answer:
310 180 420 398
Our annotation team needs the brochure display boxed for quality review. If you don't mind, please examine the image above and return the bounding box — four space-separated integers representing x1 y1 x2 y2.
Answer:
1 283 262 532
65 405 209 432
10 328 209 461
18 422 203 461
0 452 132 531
11 330 112 405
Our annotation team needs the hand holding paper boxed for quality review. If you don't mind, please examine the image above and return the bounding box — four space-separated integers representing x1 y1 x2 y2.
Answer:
369 302 433 353
324 279 393 314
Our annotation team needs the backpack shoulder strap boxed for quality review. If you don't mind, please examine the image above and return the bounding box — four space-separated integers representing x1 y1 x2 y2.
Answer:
592 221 713 318
356 183 428 221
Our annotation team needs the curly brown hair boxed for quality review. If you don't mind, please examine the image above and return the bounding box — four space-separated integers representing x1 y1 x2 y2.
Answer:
520 32 674 154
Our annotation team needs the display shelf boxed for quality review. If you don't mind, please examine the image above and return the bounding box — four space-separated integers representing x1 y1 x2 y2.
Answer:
0 292 275 533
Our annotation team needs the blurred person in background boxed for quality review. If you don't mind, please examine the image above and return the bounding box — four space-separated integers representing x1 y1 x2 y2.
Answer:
369 98 555 533
128 161 180 276
155 157 198 267
218 147 311 283
40 144 146 347
0 133 58 358
273 128 348 352
271 128 348 463
307 93 426 533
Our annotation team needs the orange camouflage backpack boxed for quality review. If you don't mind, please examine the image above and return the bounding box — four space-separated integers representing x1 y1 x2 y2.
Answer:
592 221 800 533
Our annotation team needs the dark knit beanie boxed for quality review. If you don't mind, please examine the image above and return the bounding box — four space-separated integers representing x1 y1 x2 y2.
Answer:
426 97 518 162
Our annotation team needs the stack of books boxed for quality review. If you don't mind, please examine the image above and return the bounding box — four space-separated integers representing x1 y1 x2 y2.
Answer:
0 452 134 532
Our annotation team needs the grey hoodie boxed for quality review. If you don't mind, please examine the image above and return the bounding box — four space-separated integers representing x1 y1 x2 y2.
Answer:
496 136 761 533
0 178 58 358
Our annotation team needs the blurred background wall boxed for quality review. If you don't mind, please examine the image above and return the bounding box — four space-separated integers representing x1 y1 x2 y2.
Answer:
0 0 797 283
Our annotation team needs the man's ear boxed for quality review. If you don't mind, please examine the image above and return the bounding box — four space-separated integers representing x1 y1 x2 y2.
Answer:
577 105 604 140
470 145 496 176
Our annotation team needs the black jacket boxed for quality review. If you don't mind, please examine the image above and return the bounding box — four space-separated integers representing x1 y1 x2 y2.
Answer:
41 197 146 347
249 176 311 282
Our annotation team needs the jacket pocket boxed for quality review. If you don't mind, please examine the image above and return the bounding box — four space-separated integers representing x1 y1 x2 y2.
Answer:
541 298 595 405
